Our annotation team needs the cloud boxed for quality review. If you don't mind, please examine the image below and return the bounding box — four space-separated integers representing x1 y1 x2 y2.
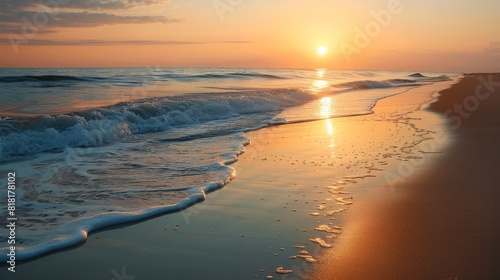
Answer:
1 11 177 29
0 26 56 34
46 0 167 10
483 42 500 55
0 0 176 33
0 38 252 46
0 0 170 11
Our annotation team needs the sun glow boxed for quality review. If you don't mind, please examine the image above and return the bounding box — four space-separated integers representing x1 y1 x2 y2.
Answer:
317 46 328 56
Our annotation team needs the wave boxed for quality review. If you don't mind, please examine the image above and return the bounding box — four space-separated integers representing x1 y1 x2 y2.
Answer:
160 72 287 80
0 89 315 162
0 155 240 262
409 72 426 78
0 72 286 90
0 75 107 83
408 73 451 81
333 75 451 91
226 72 287 79
333 78 419 90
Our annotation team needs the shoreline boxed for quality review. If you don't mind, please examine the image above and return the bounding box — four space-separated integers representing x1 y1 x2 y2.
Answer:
1 78 463 279
310 73 500 279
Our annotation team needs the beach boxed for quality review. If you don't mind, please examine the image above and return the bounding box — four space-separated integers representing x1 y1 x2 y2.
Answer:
0 73 472 279
310 73 500 280
2 0 500 278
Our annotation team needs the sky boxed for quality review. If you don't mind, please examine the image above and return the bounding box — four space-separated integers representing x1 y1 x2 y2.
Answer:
0 0 499 72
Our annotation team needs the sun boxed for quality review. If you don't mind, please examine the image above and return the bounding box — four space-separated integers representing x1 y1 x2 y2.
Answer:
317 46 328 56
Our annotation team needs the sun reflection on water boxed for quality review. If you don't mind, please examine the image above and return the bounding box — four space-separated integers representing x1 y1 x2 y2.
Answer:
311 69 329 92
316 69 325 79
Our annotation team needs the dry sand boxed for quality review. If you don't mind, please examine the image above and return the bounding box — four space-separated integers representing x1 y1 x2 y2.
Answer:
310 74 500 280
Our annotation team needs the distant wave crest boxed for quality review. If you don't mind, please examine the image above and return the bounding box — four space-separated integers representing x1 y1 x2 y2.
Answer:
0 75 105 83
408 73 451 81
161 72 287 80
333 79 419 90
334 74 451 91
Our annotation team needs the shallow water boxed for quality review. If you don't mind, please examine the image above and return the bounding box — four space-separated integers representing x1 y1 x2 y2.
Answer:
0 68 455 261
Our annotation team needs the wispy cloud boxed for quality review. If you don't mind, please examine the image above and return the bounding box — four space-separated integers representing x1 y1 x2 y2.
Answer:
1 11 177 29
49 0 168 10
0 0 170 11
0 26 57 34
483 42 500 55
0 38 252 46
0 0 176 33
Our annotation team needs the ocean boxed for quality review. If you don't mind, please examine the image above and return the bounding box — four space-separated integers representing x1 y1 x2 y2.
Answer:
0 68 454 261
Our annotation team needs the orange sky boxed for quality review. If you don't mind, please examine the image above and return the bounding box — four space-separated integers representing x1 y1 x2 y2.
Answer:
1 0 499 72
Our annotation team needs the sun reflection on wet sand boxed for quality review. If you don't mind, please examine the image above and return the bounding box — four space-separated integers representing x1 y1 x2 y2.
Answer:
326 119 334 136
319 97 333 118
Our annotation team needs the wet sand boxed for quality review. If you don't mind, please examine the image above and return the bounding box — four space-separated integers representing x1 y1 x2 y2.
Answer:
0 79 461 279
310 74 500 280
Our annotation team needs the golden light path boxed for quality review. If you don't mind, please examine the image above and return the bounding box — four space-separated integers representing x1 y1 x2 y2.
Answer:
319 95 335 139
311 69 329 92
319 97 333 119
